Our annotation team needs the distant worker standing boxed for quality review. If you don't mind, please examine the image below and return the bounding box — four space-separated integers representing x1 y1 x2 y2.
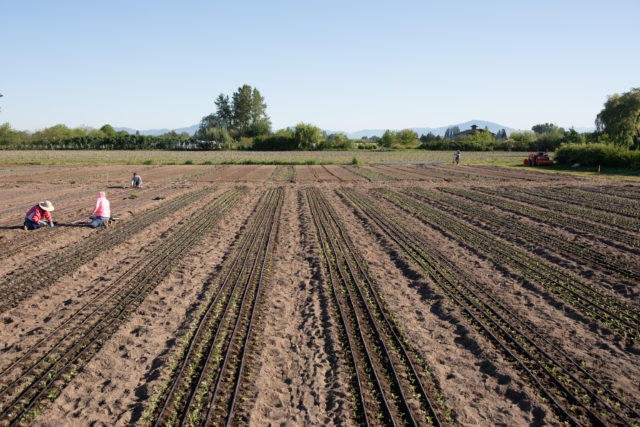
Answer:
131 172 142 188
455 150 461 165
89 191 111 228
23 200 55 230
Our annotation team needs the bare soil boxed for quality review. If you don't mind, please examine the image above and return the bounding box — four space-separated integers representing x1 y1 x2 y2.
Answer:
0 164 638 426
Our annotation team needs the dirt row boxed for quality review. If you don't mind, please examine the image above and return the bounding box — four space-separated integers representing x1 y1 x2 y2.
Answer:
0 166 638 426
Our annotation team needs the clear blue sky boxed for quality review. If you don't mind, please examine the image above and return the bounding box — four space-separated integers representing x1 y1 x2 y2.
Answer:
1 0 638 132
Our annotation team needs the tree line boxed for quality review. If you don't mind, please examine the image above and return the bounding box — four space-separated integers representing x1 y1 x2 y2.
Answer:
1 86 639 157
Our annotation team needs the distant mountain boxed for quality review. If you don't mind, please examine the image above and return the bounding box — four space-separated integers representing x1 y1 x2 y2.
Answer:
343 120 515 139
114 120 517 138
113 124 199 136
566 126 596 133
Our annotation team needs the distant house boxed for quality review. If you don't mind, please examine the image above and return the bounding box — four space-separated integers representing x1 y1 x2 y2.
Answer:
454 124 495 140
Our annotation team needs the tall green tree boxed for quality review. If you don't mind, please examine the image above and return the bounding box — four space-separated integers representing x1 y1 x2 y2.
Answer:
397 129 418 146
232 84 253 133
214 94 232 129
100 124 117 136
595 87 640 148
379 130 397 147
444 126 460 139
531 123 560 134
294 122 321 149
198 84 271 141
0 122 29 146
250 87 268 123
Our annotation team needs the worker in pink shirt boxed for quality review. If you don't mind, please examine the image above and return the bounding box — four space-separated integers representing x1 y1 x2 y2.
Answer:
89 191 111 228
24 200 55 230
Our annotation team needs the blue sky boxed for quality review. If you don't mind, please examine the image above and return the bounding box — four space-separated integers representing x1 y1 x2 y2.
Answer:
1 0 638 132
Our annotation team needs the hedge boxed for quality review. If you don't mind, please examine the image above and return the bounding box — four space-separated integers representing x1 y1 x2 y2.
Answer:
555 143 640 169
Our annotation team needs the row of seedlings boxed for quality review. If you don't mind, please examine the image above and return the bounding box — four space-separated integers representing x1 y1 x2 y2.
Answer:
339 187 640 426
145 187 283 426
0 187 246 426
268 165 294 183
577 185 640 201
349 166 397 182
0 188 214 313
423 186 640 282
436 164 544 182
306 187 447 426
466 186 639 249
379 188 640 342
0 184 185 261
505 187 640 232
542 186 640 217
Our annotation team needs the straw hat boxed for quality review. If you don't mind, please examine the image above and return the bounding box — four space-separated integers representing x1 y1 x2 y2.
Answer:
38 200 55 212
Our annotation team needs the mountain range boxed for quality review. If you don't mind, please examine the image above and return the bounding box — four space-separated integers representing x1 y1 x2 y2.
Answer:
341 120 515 139
114 124 200 136
114 120 594 138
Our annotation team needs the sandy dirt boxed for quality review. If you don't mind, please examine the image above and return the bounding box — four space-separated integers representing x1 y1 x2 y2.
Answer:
0 165 638 426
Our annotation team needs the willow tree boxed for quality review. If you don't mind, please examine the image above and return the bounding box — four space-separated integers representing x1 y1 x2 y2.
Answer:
595 87 640 148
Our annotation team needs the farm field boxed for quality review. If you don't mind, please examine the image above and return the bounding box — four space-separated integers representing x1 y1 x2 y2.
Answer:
0 164 639 426
0 150 535 167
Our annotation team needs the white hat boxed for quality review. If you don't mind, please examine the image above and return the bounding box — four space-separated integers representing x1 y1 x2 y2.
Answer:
38 200 55 212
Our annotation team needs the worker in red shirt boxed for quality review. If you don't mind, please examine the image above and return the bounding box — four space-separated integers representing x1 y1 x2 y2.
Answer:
24 200 55 230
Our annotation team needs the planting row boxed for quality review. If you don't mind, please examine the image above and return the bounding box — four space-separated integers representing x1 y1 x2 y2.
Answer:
379 188 640 342
144 187 283 426
0 188 216 313
0 185 187 262
0 188 245 425
306 187 448 425
339 187 640 426
470 187 639 250
428 187 640 282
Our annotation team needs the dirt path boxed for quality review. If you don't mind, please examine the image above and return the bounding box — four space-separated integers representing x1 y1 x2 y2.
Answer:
247 187 350 425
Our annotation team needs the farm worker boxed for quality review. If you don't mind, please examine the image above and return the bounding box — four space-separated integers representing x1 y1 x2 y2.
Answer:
131 172 142 188
23 200 55 230
89 191 111 228
455 151 461 165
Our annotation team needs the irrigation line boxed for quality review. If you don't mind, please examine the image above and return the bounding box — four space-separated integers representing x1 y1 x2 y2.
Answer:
473 187 640 249
153 188 277 425
224 189 281 426
0 190 239 396
315 188 447 425
203 188 281 426
0 189 213 312
149 188 282 426
340 188 639 425
0 188 244 426
308 188 397 426
433 187 640 281
306 189 371 426
323 190 442 425
387 189 640 340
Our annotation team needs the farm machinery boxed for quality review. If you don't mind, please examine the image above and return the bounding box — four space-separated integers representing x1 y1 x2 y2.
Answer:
524 152 553 166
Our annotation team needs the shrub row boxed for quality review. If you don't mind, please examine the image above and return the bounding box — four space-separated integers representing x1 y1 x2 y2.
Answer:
555 143 640 169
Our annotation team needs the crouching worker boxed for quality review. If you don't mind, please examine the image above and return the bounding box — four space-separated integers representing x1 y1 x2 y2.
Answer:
24 200 55 230
131 172 142 188
89 191 111 228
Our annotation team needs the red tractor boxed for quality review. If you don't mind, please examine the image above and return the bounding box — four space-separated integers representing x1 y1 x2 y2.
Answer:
524 152 553 166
